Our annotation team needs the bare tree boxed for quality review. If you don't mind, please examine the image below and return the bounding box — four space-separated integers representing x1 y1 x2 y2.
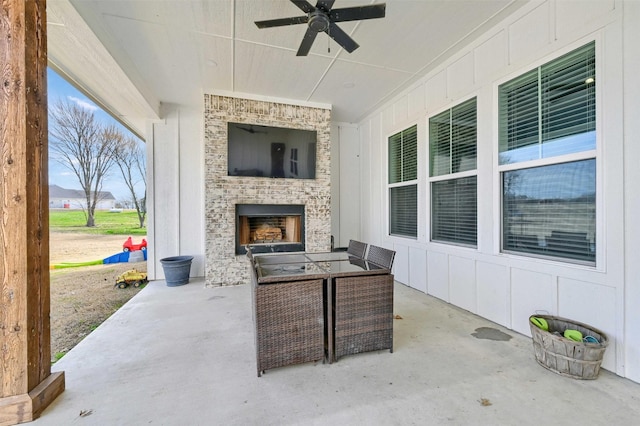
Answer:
49 100 121 227
114 137 147 228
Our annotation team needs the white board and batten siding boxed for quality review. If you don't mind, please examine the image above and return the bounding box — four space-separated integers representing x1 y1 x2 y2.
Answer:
357 0 640 382
147 104 205 280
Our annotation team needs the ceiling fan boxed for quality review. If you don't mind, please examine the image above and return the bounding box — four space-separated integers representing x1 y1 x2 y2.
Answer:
255 0 386 56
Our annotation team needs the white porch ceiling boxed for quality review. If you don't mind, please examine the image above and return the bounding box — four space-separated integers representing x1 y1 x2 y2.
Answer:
47 0 529 136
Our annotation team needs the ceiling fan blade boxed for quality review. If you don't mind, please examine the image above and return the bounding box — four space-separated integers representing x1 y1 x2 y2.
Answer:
297 27 319 56
290 0 315 13
316 0 336 12
326 21 359 53
330 4 386 23
255 16 308 28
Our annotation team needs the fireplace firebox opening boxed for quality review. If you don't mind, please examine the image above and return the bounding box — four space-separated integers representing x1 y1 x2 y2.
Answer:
236 204 305 254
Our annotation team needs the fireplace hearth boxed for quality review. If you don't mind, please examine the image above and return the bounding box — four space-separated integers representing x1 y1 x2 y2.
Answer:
236 204 305 254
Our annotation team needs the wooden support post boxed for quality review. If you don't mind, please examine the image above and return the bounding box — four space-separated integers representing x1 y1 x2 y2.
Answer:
1 0 65 424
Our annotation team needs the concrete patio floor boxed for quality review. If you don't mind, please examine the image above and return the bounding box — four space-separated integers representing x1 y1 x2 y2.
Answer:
35 279 640 425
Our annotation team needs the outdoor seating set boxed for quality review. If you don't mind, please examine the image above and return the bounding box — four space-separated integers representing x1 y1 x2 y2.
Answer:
247 240 395 376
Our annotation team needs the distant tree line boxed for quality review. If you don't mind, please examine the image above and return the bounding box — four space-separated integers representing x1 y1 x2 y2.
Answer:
49 99 146 228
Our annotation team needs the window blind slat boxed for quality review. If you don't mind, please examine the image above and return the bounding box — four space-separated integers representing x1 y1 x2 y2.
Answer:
388 133 402 184
390 185 417 237
403 125 418 181
452 98 477 173
430 111 451 176
499 42 595 164
432 177 477 245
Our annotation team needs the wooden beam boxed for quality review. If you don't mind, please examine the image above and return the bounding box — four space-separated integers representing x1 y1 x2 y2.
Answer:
0 0 65 424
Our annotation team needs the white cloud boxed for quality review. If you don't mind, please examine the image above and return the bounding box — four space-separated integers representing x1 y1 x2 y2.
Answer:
67 96 98 112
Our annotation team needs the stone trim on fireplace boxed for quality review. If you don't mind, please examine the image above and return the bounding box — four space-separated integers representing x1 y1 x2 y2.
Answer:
204 95 332 286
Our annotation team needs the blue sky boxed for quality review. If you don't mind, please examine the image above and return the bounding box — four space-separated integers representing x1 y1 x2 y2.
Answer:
48 68 145 202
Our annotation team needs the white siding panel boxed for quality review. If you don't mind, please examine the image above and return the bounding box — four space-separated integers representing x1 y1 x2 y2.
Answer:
369 115 384 247
427 251 449 301
382 105 394 135
358 121 371 243
447 52 475 100
623 0 640 383
338 125 361 248
510 268 555 336
558 278 616 371
393 97 409 126
425 70 448 112
408 246 428 293
178 107 205 277
449 256 476 313
602 19 627 376
151 106 181 279
555 0 615 41
408 83 426 120
393 243 410 284
474 30 507 84
477 262 510 327
508 2 550 65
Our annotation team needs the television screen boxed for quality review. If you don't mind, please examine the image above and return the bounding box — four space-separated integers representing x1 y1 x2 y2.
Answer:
227 122 317 179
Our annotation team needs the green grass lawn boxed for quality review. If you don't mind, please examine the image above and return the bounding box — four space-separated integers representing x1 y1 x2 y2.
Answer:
50 209 146 235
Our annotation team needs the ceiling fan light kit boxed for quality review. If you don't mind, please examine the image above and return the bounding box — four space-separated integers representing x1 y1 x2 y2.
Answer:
255 0 386 56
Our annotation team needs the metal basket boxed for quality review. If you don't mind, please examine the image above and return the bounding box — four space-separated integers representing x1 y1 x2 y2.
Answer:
529 314 608 379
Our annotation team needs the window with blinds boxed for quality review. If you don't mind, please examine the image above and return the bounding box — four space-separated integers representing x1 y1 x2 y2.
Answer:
503 160 595 263
499 42 597 265
428 98 477 246
432 177 477 245
388 125 418 238
499 42 596 165
390 185 417 237
430 98 477 176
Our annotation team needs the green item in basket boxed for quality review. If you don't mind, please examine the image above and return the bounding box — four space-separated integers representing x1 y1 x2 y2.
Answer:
530 316 548 331
564 329 583 342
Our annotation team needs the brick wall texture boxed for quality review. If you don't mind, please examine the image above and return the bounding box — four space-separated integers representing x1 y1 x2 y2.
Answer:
204 95 332 286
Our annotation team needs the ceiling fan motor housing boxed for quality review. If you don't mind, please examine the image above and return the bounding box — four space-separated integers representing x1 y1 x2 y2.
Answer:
308 10 329 32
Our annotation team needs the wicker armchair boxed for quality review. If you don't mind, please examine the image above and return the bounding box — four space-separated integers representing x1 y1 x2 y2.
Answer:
333 274 394 361
252 278 325 376
366 245 395 269
250 260 325 376
347 240 367 258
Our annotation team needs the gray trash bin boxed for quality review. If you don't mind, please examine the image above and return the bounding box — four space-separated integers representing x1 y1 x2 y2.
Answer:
160 256 194 286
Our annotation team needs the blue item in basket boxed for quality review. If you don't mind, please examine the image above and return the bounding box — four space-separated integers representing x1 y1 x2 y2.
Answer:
583 335 600 343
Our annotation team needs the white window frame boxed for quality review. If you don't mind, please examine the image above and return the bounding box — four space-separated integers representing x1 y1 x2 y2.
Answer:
428 96 478 247
387 124 419 240
495 39 602 268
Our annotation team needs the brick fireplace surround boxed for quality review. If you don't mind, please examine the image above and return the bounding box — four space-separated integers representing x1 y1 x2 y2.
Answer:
204 94 332 286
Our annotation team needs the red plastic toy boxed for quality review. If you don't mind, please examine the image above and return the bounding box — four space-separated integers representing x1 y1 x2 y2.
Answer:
123 236 147 252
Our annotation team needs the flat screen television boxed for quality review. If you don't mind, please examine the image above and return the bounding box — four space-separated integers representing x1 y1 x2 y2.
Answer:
227 122 317 179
